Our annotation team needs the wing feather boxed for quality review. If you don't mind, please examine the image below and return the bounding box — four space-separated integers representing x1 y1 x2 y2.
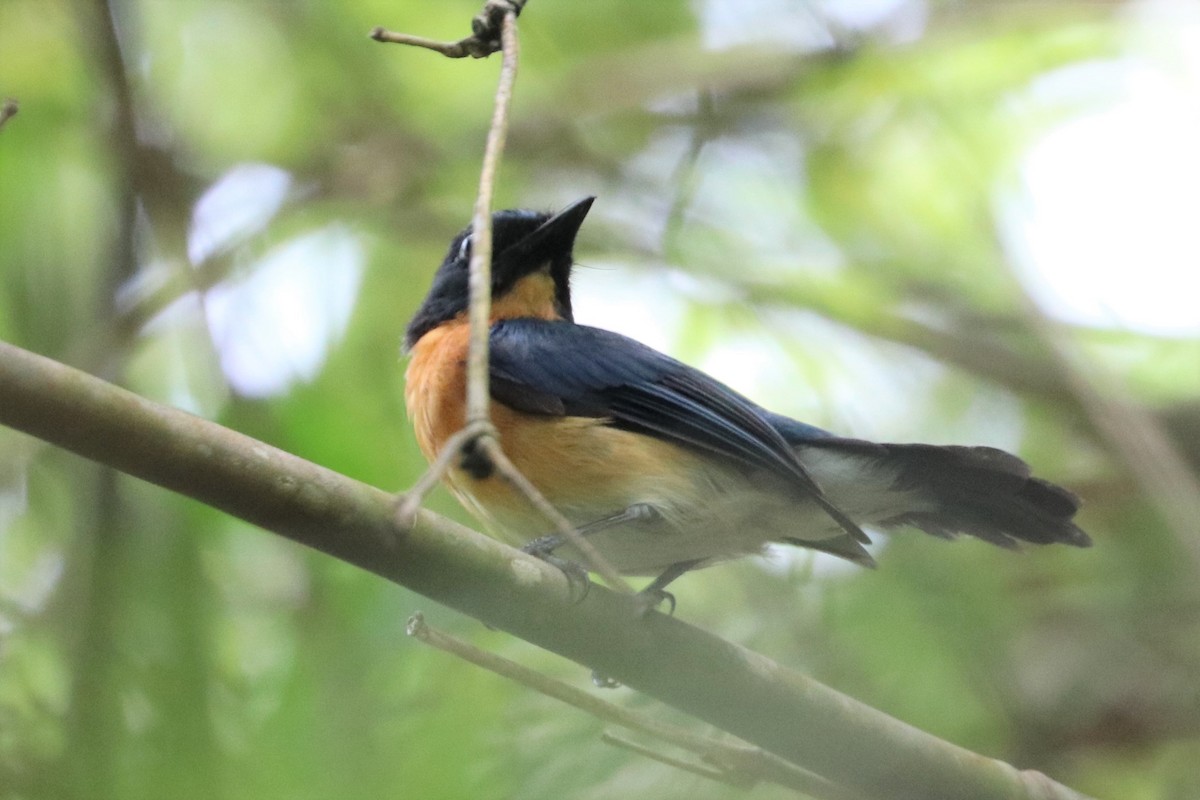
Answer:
489 319 868 543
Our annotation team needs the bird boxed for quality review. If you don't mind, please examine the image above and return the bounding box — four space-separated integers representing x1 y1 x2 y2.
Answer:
403 196 1091 599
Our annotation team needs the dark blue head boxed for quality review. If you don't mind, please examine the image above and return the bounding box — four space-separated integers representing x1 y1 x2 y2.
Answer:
404 197 594 350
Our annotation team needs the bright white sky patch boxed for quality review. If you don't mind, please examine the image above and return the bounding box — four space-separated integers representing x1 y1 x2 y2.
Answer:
189 163 291 265
698 0 924 50
205 226 363 397
571 263 682 353
1009 56 1200 336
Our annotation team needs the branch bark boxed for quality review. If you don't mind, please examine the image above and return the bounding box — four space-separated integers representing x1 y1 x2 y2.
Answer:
0 340 1095 800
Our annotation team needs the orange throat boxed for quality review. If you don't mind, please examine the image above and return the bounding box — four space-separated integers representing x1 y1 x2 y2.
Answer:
405 319 471 463
404 268 562 460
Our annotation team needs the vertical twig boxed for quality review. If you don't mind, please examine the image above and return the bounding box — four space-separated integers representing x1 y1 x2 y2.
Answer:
377 5 632 593
464 11 519 428
464 12 631 589
661 91 715 258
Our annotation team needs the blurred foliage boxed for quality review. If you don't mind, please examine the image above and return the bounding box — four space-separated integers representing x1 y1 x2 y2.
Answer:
2 1 1200 799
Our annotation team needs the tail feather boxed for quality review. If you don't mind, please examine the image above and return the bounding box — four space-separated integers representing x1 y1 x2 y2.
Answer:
802 438 1092 550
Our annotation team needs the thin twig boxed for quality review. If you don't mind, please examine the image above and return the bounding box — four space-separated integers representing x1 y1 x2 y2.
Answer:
464 12 629 591
383 4 630 592
661 91 716 257
600 731 749 788
394 420 495 527
464 12 518 427
368 28 486 58
0 98 19 132
389 4 520 517
405 613 862 799
370 0 528 59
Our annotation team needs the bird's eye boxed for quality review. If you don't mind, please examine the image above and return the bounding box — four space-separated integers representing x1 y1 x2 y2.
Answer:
458 234 472 261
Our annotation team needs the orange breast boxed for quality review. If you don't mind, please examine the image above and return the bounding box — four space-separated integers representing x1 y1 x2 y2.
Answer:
404 318 703 545
405 320 471 462
404 271 560 459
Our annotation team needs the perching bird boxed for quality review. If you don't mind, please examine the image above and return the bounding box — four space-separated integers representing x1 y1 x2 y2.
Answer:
404 197 1091 597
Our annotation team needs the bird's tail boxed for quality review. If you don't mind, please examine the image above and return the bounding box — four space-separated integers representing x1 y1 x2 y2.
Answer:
797 438 1092 550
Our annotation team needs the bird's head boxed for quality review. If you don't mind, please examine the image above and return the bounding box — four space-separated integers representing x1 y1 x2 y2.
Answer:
404 196 594 350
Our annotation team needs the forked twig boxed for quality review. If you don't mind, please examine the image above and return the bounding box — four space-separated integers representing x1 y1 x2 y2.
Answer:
406 613 863 799
394 420 495 527
599 732 750 788
370 0 528 59
379 4 630 593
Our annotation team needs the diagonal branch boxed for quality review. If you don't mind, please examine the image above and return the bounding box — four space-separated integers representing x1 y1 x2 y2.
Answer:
0 339 1095 800
406 612 867 799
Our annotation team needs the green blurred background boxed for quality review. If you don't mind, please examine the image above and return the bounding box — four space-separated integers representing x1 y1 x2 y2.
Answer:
2 1 1199 798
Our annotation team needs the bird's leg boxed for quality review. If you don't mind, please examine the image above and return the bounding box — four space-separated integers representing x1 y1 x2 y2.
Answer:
520 503 658 559
635 559 703 616
520 504 658 605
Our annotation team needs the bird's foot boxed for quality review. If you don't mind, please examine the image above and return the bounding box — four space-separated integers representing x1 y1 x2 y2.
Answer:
520 537 590 603
634 586 676 617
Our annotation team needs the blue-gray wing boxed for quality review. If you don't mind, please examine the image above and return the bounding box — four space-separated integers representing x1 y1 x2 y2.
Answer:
488 318 866 542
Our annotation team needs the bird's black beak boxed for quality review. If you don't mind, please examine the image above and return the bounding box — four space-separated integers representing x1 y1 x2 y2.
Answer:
497 196 594 270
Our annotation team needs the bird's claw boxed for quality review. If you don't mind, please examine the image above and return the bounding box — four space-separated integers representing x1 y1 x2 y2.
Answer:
635 587 676 617
521 538 590 603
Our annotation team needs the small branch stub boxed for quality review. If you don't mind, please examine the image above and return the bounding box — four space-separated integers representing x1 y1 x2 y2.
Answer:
370 0 527 59
0 99 19 131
